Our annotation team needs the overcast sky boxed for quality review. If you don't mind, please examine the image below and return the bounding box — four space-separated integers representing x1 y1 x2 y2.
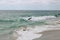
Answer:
0 0 60 10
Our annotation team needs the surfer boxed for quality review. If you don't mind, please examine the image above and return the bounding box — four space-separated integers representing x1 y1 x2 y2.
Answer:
28 17 32 20
55 13 60 17
55 15 58 17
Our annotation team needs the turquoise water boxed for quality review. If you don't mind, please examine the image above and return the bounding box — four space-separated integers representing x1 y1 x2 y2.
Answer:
0 10 60 40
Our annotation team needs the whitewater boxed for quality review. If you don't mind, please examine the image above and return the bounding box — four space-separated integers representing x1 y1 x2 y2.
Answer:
0 10 60 40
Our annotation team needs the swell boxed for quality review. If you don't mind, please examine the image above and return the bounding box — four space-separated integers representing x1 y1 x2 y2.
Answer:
0 19 15 22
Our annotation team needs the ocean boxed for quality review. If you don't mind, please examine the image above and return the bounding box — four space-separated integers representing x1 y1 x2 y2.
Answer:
0 10 60 40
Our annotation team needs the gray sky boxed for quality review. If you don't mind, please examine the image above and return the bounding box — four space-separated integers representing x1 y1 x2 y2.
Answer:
0 0 60 10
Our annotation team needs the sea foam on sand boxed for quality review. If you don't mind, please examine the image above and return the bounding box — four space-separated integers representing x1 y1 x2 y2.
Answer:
14 26 43 40
13 24 60 40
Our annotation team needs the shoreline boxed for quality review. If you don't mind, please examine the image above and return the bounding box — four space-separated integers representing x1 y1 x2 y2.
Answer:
33 29 60 40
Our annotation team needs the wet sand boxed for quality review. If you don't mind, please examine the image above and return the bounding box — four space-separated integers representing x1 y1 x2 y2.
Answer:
34 30 60 40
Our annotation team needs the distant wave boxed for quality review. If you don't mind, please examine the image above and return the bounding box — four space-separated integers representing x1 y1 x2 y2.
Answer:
0 19 15 22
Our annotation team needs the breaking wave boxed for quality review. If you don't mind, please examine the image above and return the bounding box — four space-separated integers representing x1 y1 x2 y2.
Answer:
21 16 56 21
0 16 56 22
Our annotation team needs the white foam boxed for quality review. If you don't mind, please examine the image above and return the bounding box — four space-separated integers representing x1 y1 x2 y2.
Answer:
15 27 42 40
16 31 42 40
14 26 44 40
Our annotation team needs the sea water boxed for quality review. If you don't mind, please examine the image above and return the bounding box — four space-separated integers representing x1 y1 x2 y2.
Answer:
0 10 60 40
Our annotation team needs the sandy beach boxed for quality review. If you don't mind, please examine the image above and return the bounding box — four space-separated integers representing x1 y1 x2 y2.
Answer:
33 30 60 40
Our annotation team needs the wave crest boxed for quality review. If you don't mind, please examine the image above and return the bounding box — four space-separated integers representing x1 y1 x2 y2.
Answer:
22 16 56 21
0 16 56 22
